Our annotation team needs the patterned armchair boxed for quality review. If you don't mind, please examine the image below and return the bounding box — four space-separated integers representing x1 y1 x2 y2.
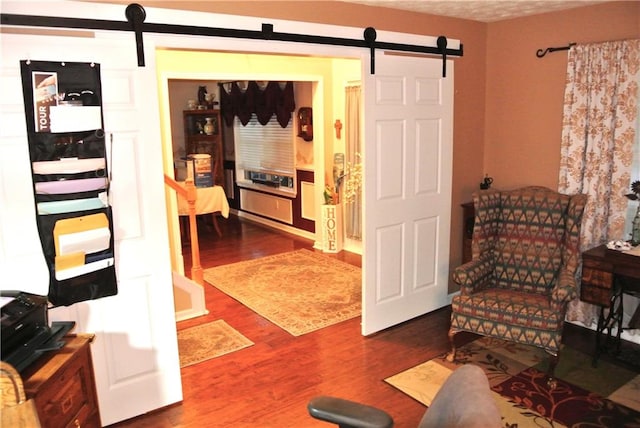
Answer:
448 186 587 385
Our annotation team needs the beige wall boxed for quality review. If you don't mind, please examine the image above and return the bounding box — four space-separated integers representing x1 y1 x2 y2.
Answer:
90 0 638 288
90 0 487 274
485 1 640 191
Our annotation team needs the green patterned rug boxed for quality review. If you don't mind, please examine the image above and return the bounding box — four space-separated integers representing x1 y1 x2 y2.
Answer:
203 249 361 336
386 337 640 427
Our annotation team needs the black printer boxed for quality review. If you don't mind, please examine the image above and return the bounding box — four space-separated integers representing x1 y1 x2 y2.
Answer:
1 291 74 372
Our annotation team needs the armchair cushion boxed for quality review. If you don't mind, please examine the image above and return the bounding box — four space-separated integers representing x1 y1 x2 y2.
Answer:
451 289 563 350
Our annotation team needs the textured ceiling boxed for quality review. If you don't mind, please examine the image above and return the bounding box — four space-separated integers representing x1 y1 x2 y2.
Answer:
343 0 612 22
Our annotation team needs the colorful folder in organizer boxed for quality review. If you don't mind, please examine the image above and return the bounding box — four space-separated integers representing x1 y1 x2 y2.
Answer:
37 197 107 215
53 213 111 274
35 177 107 195
53 213 110 256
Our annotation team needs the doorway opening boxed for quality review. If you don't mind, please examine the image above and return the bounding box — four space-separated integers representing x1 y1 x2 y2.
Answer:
157 49 363 323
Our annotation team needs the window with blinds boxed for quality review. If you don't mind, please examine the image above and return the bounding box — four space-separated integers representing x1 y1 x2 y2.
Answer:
234 115 295 190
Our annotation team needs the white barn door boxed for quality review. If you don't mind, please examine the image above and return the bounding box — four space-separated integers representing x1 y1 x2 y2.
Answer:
0 33 182 425
362 53 454 335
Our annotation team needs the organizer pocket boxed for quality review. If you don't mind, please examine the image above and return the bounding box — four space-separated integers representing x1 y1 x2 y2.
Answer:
30 129 106 161
36 190 104 203
35 177 108 195
33 157 105 175
37 196 107 215
48 263 117 307
37 208 117 306
55 251 113 281
37 207 113 261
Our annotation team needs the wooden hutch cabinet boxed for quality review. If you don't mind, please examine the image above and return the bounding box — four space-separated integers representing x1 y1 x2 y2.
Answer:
183 109 224 186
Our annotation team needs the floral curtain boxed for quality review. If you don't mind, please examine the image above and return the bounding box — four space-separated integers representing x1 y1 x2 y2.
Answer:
345 84 362 240
558 39 640 326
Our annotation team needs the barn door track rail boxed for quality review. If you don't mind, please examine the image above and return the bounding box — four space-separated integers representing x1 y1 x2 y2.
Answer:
1 3 463 77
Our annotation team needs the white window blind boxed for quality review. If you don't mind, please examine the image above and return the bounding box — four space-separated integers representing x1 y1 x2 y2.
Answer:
234 115 295 176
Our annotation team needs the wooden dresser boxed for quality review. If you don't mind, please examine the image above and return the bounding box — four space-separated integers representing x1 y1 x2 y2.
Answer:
580 245 640 366
22 334 100 428
461 202 475 264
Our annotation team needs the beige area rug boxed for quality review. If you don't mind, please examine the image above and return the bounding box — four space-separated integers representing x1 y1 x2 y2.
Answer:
177 320 254 368
385 337 640 427
203 249 361 336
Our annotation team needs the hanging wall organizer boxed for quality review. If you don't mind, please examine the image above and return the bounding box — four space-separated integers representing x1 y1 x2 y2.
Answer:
20 60 117 307
1 3 463 77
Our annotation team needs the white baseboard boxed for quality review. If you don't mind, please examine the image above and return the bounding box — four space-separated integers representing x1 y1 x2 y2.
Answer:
172 271 209 322
234 209 316 242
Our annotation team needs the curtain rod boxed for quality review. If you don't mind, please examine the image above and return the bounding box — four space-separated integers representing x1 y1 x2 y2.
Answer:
0 3 463 77
536 43 576 58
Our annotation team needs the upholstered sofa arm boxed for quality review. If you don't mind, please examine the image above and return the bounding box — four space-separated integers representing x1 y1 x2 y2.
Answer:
551 269 578 305
452 252 495 295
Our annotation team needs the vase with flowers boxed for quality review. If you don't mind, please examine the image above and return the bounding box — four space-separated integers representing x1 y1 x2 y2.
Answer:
324 153 362 206
321 154 362 252
626 180 640 246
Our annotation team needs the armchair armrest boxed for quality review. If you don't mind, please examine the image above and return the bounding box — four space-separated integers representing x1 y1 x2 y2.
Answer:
551 269 578 305
452 252 495 295
307 396 393 428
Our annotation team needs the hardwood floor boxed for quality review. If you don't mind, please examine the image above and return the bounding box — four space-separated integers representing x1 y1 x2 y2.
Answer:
109 215 637 427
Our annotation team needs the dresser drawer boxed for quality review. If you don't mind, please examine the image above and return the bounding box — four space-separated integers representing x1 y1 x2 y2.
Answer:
37 358 92 427
581 265 613 306
24 336 100 428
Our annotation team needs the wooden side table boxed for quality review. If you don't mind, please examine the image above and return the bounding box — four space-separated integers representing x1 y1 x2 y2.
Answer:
580 245 640 366
461 202 474 264
22 334 101 428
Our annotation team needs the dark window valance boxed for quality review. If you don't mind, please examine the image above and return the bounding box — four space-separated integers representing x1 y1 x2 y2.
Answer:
219 81 295 128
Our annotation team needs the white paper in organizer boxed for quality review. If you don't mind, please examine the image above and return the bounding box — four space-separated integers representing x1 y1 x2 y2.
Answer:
57 227 111 256
32 157 105 175
49 105 102 132
55 256 114 281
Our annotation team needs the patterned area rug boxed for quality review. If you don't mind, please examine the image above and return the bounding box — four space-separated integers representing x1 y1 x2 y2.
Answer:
203 249 361 336
386 337 640 427
177 320 254 368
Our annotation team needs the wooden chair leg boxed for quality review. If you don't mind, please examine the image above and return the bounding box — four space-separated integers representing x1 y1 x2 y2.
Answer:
211 213 222 237
446 329 458 362
545 350 559 390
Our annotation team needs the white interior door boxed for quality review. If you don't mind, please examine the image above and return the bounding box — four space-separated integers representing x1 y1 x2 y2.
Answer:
362 53 454 335
0 33 182 425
